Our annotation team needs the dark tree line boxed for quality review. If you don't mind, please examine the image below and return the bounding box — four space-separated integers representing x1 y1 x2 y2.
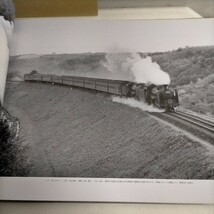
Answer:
151 46 214 87
0 0 15 22
150 46 214 116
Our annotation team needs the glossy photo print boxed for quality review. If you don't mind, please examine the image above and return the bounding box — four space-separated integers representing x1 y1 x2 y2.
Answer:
0 17 214 203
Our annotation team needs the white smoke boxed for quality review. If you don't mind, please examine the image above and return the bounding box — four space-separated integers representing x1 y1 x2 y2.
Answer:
112 96 164 113
131 57 170 85
102 53 140 80
0 16 13 104
103 53 170 85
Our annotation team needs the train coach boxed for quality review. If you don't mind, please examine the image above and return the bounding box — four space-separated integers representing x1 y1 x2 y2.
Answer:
24 73 179 111
24 74 134 96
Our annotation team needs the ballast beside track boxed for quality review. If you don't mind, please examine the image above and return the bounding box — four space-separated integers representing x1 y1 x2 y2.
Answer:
174 111 214 133
150 110 214 145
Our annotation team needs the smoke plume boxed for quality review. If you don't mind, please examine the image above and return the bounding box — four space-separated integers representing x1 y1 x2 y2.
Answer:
103 53 170 85
131 57 170 85
102 53 140 80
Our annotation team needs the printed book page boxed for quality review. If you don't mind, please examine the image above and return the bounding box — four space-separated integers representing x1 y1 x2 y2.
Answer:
0 1 214 204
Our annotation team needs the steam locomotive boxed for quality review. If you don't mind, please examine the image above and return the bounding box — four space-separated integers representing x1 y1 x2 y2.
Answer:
24 73 179 111
134 83 179 111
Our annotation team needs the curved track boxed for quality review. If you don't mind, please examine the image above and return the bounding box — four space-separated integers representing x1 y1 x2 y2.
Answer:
150 110 214 145
173 111 214 134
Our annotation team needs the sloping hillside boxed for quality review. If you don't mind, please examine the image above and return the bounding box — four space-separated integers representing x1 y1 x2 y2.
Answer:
177 74 214 116
4 82 214 178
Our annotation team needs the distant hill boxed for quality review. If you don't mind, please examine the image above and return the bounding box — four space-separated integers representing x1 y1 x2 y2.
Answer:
150 46 214 87
8 53 108 81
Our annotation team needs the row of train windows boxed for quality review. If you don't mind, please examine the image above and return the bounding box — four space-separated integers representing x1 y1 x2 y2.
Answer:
54 79 120 90
29 76 122 91
85 82 95 85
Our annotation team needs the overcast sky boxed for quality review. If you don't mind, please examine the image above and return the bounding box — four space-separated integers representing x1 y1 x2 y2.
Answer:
10 18 214 56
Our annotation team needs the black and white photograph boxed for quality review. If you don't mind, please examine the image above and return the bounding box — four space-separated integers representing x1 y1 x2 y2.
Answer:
0 14 214 202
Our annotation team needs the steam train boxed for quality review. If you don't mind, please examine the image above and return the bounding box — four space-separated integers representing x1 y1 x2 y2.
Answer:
24 73 179 111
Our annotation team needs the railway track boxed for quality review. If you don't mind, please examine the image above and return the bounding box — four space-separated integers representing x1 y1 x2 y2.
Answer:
173 111 214 134
150 110 214 145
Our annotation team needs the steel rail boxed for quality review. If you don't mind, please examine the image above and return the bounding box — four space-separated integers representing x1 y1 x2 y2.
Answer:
172 111 214 133
176 110 214 125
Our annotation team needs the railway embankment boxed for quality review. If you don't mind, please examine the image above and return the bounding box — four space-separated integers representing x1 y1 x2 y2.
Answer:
4 81 214 179
150 111 214 145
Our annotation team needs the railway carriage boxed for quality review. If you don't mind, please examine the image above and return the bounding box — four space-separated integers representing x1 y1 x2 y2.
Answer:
41 74 52 82
24 73 179 111
52 75 63 84
72 77 85 87
94 79 108 92
62 76 132 96
24 74 42 81
84 79 96 90
62 76 74 85
107 80 127 95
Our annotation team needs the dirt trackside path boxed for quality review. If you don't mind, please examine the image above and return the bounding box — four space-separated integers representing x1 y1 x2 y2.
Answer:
4 82 214 179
